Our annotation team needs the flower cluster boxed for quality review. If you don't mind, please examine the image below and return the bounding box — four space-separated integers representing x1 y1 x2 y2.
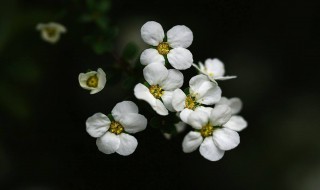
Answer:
81 21 247 160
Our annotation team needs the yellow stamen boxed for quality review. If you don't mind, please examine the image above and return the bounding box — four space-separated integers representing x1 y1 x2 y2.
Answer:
86 75 99 87
185 95 198 110
149 85 163 99
44 27 57 38
200 123 214 138
109 121 124 135
157 42 170 55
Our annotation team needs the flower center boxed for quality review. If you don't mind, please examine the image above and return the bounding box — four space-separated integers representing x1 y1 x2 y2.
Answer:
86 75 99 87
200 123 214 138
44 27 57 38
149 85 163 99
157 42 170 55
185 95 199 110
109 121 124 135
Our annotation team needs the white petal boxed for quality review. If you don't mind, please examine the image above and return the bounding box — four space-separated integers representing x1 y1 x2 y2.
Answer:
214 76 237 81
161 91 175 112
189 74 213 97
140 48 165 66
163 133 172 140
111 101 139 121
134 83 157 107
141 21 164 46
153 99 169 116
210 105 232 126
182 131 203 153
160 69 184 91
167 25 193 48
217 97 243 115
175 121 187 133
118 113 147 133
47 22 67 33
205 58 225 78
116 133 138 156
187 110 210 130
197 85 222 105
179 108 193 124
93 68 107 94
167 48 193 70
143 62 168 85
96 132 120 154
213 128 240 151
78 71 97 90
195 106 213 116
134 84 168 115
86 113 110 138
199 137 225 161
224 115 247 132
172 89 186 112
228 98 243 115
217 97 229 105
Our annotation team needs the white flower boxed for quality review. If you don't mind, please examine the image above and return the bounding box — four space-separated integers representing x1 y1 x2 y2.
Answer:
182 105 240 161
86 101 147 156
36 22 67 44
78 68 107 94
171 74 221 122
193 58 236 82
216 97 247 131
140 21 193 70
134 62 184 116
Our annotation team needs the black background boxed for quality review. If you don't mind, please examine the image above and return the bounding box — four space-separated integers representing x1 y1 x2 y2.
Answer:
1 0 320 189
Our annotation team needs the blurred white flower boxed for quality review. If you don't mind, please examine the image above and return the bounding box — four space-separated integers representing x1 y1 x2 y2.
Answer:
216 97 247 131
86 101 147 156
193 58 236 82
140 21 193 70
163 121 187 140
36 22 66 44
182 105 240 161
171 74 221 122
134 62 184 115
78 68 106 94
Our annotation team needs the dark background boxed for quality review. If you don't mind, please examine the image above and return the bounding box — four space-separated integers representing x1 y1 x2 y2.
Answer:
1 0 320 189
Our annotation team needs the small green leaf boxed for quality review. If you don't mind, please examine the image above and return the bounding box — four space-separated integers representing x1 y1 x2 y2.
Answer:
107 114 114 121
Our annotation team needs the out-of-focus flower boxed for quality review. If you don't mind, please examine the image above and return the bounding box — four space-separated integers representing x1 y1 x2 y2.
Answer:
36 22 67 44
86 101 147 156
140 21 193 70
134 62 184 115
171 74 221 122
216 97 247 131
79 68 106 94
182 105 240 161
193 58 236 82
163 121 187 140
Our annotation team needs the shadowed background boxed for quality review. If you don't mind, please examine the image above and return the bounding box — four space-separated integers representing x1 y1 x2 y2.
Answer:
1 0 320 189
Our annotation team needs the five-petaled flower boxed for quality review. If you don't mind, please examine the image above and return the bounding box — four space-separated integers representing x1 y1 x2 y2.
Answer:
140 21 194 70
79 68 107 94
182 105 240 161
36 22 67 44
193 58 236 82
171 74 221 123
86 101 147 156
134 62 183 115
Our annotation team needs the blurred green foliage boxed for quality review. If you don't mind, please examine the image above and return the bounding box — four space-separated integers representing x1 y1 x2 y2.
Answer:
79 0 118 54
